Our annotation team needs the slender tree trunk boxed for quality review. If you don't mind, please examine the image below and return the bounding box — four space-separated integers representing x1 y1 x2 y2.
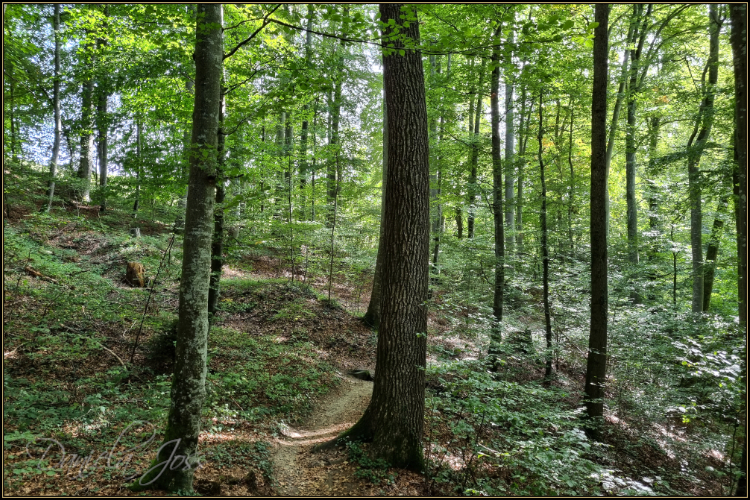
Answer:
129 4 222 493
327 6 347 227
364 99 387 329
605 5 639 234
516 86 531 256
429 51 442 273
133 121 142 216
567 96 575 249
208 78 228 317
624 5 652 305
467 58 486 239
298 4 314 219
96 5 110 211
504 15 516 258
45 4 62 212
538 90 553 380
702 195 728 311
585 4 609 440
328 4 429 471
489 24 505 357
78 77 95 202
174 77 195 233
455 206 463 238
688 4 720 314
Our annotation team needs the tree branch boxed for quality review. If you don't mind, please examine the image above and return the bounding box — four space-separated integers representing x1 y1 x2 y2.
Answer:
223 4 282 61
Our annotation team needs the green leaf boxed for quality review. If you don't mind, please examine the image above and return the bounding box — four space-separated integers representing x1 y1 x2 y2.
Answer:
562 20 574 30
587 21 599 29
398 49 405 56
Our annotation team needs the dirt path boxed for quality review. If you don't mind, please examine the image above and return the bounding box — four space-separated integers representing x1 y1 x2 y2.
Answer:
271 373 374 496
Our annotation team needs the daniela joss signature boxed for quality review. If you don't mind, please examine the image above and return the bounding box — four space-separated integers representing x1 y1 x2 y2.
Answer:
25 421 205 484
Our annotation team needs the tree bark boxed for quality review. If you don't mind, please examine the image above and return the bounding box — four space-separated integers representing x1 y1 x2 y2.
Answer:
702 195 728 312
208 77 228 317
327 6 347 227
585 3 609 440
364 99 387 329
96 5 110 211
298 4 314 219
504 14 516 258
489 23 505 356
687 4 720 314
329 4 429 471
45 4 62 212
624 5 651 271
78 76 95 202
538 90 553 380
129 4 222 493
467 58 486 240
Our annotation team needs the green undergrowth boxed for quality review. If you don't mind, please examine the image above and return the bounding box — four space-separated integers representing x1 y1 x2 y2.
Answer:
3 208 344 495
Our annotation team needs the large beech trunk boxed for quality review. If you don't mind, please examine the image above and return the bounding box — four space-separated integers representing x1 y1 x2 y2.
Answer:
329 4 429 470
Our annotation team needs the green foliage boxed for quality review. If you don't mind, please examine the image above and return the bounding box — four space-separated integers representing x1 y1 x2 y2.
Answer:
345 440 397 486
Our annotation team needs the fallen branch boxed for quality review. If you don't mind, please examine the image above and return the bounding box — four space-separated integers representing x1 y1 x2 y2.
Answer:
24 265 59 284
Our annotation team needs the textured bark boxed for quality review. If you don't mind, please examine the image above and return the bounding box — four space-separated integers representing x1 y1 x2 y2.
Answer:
490 24 504 354
363 100 387 329
133 121 142 215
208 84 227 317
96 5 110 211
567 96 575 249
687 4 720 314
605 5 638 234
467 58 486 239
516 85 532 256
624 5 650 269
298 4 314 219
327 6 347 227
130 5 222 493
45 4 61 212
333 4 429 470
77 77 95 202
429 52 442 272
504 17 516 258
537 90 553 380
730 3 747 331
703 196 728 312
585 4 609 439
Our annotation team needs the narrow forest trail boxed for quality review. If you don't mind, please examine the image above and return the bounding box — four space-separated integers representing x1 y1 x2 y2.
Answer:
271 374 374 496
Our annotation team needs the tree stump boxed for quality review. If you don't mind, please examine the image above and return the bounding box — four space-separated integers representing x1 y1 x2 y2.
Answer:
129 227 141 238
126 262 146 287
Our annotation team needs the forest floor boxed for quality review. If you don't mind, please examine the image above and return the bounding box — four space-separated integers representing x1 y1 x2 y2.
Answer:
3 195 738 496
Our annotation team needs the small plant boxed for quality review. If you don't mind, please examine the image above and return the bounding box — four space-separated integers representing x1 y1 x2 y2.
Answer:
345 440 397 485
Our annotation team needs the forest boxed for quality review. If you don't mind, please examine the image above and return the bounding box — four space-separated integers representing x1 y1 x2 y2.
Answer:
2 3 747 496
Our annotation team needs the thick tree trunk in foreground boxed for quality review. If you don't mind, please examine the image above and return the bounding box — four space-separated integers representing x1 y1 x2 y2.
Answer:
364 100 387 329
688 4 720 314
584 3 609 440
45 4 61 212
129 4 222 493
330 4 429 470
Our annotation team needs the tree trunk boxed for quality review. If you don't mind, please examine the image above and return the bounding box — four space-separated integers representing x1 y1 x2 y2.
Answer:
129 4 222 494
730 4 747 332
364 99 387 329
133 121 142 216
327 6 346 227
208 80 228 317
703 195 728 311
504 15 516 258
516 85 532 256
78 77 95 203
298 4 314 219
585 3 609 440
567 96 575 249
605 5 639 234
429 51 442 273
624 5 650 271
96 5 110 211
687 4 720 314
45 4 61 212
174 76 195 233
467 58 486 239
489 24 505 356
538 90 553 380
330 4 429 471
